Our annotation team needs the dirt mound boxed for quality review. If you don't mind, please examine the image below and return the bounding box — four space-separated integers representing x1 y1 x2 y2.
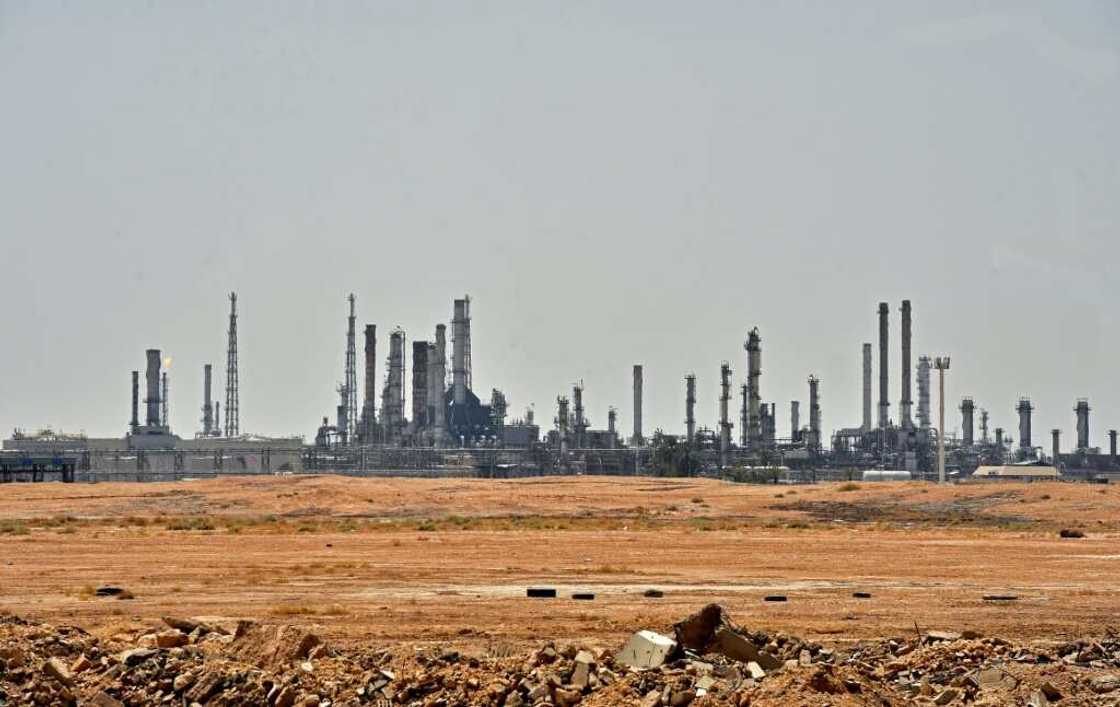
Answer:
1 608 1118 706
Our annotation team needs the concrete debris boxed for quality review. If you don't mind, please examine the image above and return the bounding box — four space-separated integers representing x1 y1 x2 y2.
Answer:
616 630 678 670
1 609 1120 705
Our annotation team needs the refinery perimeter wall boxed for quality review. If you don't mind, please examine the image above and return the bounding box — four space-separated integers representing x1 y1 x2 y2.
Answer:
0 474 1116 651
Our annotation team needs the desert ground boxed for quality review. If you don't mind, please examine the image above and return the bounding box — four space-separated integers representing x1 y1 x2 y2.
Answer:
1 475 1116 650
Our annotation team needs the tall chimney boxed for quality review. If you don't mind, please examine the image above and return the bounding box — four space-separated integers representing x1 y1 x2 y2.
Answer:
739 384 748 446
161 371 169 430
745 328 762 447
145 349 161 427
718 363 731 466
1017 398 1033 451
1109 429 1117 459
960 397 975 447
1052 429 1061 466
995 427 1004 451
631 364 643 446
684 374 697 444
791 401 800 442
452 298 469 405
878 303 889 428
411 341 429 434
433 325 448 445
1075 399 1090 450
607 407 617 449
130 371 139 431
861 343 872 432
361 324 377 439
214 401 219 435
202 364 213 436
900 300 913 428
980 408 990 443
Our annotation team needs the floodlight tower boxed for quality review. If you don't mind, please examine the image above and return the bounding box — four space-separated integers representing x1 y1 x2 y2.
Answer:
934 357 950 484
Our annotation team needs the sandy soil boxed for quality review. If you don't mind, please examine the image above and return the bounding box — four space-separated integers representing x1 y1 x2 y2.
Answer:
0 475 1116 650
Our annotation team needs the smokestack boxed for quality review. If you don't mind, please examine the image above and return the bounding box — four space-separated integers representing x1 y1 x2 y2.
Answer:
130 371 139 431
1052 429 1061 466
995 427 1004 451
861 343 872 432
917 355 932 430
631 364 643 446
452 298 469 405
433 325 448 446
739 384 748 446
202 364 213 436
684 374 697 444
791 401 800 442
878 303 889 429
1075 399 1090 450
411 341 429 434
214 401 219 435
719 363 731 466
809 375 821 450
960 397 975 447
381 329 406 443
900 300 912 428
145 349 161 427
1110 429 1117 459
1017 398 1033 451
980 408 990 444
745 328 762 447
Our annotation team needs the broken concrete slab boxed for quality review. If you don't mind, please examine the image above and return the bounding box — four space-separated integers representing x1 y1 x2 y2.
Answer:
615 630 677 670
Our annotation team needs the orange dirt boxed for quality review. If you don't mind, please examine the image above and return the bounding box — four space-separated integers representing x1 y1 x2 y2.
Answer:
0 476 1116 650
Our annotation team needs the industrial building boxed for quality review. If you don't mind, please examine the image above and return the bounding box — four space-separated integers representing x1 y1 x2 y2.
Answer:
4 291 1118 482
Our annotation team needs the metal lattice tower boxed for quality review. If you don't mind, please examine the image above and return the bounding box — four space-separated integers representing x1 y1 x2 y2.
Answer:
344 294 358 444
224 292 239 437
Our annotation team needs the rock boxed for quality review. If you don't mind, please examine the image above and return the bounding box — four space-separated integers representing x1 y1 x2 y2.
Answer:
807 666 844 693
503 693 525 707
0 646 26 667
934 687 960 705
669 688 696 706
1039 681 1062 701
714 628 783 671
118 648 157 666
297 695 321 707
570 661 590 689
555 687 582 706
43 656 73 686
1028 690 1050 707
745 661 766 680
640 690 662 707
173 672 196 692
616 630 677 670
926 631 962 643
95 586 125 596
643 589 665 598
274 686 297 707
162 616 205 633
1091 674 1120 693
69 654 92 674
89 692 125 707
155 630 188 648
184 671 224 703
1059 529 1085 538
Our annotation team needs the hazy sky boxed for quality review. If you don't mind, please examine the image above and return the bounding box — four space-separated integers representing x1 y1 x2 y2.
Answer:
2 2 1117 448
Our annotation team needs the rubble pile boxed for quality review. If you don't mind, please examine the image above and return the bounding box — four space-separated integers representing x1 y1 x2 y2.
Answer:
1 607 1119 706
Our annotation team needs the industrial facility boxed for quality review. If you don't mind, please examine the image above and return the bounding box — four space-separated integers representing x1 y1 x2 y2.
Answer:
3 293 1118 483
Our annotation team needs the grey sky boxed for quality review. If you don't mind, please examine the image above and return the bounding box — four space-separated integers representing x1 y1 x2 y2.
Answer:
1 2 1117 447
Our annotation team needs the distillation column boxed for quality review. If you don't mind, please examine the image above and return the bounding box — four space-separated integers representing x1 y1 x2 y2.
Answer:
130 371 140 432
1052 429 1061 465
433 325 448 446
900 300 913 429
719 363 731 466
557 396 570 459
607 407 617 449
684 374 697 444
202 364 213 436
917 355 931 430
791 401 800 442
808 375 821 451
745 328 762 448
1110 429 1117 459
452 298 469 406
573 382 586 449
878 303 889 429
411 341 429 436
360 325 377 442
